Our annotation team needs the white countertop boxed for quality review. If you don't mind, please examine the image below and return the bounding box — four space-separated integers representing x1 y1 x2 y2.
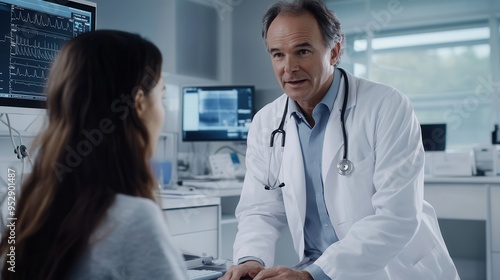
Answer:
425 176 500 184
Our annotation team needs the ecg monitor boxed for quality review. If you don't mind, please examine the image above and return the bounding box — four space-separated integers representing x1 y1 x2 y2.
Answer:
182 85 255 142
0 0 96 114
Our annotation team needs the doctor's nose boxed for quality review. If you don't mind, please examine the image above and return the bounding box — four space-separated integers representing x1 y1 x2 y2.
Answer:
284 56 300 73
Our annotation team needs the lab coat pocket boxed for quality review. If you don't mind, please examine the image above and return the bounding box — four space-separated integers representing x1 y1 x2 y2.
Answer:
396 225 437 267
391 222 456 280
336 152 375 186
341 153 376 219
352 152 375 176
394 245 449 280
328 153 375 232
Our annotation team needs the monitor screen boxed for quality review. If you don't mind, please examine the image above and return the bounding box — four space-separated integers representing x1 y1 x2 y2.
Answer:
182 85 254 142
0 0 96 114
421 123 446 151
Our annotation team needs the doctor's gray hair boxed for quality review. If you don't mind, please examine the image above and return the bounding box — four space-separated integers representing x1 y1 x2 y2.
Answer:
262 0 345 64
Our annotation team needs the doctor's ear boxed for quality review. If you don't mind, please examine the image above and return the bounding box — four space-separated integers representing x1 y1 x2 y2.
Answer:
330 42 341 65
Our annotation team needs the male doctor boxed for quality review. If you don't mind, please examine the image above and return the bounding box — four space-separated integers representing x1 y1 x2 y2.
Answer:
220 0 459 280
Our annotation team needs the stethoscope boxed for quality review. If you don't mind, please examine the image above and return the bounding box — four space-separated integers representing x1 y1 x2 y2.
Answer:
264 68 353 190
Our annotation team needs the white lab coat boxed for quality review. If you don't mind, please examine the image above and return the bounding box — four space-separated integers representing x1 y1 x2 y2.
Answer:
234 71 459 280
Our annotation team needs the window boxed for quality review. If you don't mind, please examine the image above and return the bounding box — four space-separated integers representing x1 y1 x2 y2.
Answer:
342 25 495 149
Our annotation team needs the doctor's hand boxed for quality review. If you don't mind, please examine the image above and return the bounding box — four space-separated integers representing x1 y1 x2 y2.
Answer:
252 266 313 280
218 260 264 280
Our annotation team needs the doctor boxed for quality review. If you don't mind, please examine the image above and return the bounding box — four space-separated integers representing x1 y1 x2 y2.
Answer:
221 0 459 280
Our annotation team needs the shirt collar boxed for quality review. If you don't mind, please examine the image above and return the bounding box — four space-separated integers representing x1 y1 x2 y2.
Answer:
290 67 342 121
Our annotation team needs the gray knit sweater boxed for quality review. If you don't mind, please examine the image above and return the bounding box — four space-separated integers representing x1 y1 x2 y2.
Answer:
69 194 188 280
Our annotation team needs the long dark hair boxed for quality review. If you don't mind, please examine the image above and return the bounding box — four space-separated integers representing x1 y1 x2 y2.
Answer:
0 30 163 279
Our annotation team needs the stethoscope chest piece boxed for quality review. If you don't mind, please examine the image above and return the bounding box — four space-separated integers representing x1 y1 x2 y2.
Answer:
337 159 353 175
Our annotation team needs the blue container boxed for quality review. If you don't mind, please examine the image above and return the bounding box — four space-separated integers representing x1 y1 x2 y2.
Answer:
151 160 173 187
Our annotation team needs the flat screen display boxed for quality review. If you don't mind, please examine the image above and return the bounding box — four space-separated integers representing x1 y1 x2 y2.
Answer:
182 85 254 142
0 0 96 112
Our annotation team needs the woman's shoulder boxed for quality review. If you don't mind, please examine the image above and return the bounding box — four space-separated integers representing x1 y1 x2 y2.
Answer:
90 194 165 241
72 195 187 279
108 194 164 228
113 194 160 212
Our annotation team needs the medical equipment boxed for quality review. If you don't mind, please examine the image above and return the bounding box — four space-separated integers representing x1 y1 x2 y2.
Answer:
265 68 353 190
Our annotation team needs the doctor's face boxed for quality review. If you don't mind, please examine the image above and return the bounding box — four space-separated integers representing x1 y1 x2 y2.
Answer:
266 12 340 108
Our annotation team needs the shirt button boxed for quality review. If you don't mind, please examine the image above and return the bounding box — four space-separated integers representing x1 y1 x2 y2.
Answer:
323 223 329 228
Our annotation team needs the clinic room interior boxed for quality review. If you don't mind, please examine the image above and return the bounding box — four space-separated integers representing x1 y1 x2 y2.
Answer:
1 0 500 279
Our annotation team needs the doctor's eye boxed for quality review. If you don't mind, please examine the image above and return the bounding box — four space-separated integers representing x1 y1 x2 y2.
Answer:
298 49 311 56
272 52 284 59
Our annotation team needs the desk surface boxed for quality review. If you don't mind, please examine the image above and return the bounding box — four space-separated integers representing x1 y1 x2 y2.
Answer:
425 176 500 184
159 195 220 210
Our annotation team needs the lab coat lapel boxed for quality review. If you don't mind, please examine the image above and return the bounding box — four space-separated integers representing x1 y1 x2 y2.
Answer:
322 82 345 179
281 115 306 257
322 74 357 181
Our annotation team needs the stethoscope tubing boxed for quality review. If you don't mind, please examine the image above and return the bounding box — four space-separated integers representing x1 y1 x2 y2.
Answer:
265 67 353 190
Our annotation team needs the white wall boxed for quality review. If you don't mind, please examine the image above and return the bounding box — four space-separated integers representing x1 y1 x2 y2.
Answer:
231 0 284 110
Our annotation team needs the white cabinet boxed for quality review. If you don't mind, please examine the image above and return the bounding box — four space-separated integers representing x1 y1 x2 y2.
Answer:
425 177 500 280
424 184 487 220
491 187 500 252
161 196 221 258
491 187 500 280
217 186 299 266
202 183 299 266
492 253 500 280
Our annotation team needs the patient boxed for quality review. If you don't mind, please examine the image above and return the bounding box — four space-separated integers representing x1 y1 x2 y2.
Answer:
0 30 188 279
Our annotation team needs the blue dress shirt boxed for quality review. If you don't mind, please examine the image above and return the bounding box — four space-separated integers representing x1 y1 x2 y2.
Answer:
289 68 342 280
238 68 343 280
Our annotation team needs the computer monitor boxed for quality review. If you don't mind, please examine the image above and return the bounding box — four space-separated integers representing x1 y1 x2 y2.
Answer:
0 0 96 115
421 123 446 151
181 85 255 142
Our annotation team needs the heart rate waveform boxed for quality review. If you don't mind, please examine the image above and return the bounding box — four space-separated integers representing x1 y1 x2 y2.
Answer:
12 61 51 71
10 62 49 97
12 34 62 61
9 33 59 98
13 68 48 81
10 79 45 97
0 35 9 43
0 4 10 96
12 8 73 37
8 8 69 100
1 0 94 103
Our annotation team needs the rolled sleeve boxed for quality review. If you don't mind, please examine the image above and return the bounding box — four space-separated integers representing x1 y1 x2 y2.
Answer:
237 256 265 266
304 263 331 280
